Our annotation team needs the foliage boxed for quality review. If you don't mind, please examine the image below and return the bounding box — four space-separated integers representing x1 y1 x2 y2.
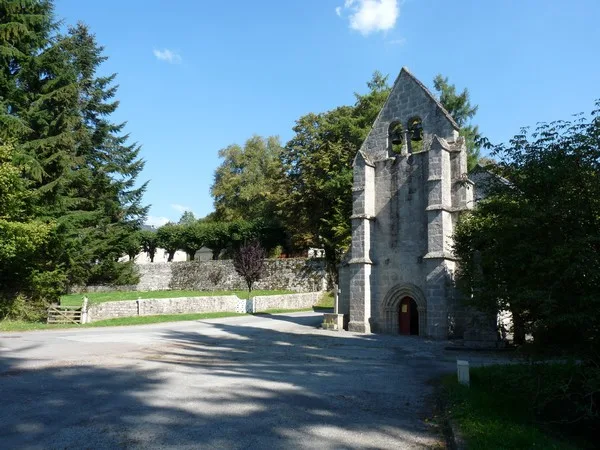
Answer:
122 231 142 261
211 135 285 222
443 363 598 448
87 260 139 286
0 2 148 313
140 230 158 262
453 101 600 349
433 74 481 170
178 211 196 225
233 240 266 293
0 142 58 304
280 72 390 279
0 294 47 322
179 221 205 260
201 220 231 260
156 223 183 262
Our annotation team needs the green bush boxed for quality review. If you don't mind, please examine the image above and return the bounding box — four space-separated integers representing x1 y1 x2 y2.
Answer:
0 294 47 322
87 260 140 286
474 362 599 442
29 268 68 303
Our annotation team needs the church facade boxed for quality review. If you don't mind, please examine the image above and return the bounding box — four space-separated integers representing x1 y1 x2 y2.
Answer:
337 68 474 339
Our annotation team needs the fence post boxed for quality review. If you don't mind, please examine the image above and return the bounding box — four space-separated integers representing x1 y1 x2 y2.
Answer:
333 284 339 314
457 360 470 386
81 296 89 324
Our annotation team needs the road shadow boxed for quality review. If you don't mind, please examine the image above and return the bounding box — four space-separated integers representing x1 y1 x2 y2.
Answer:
0 319 452 448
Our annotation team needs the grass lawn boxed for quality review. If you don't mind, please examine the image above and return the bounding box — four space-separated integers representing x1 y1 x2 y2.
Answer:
441 365 586 450
60 289 294 306
0 312 246 332
1 290 335 332
316 291 334 308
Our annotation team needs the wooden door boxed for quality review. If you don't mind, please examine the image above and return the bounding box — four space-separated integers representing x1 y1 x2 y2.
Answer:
399 297 411 335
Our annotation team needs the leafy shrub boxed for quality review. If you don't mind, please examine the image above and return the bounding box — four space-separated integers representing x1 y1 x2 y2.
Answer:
87 261 140 286
29 268 68 303
0 294 47 322
474 362 599 442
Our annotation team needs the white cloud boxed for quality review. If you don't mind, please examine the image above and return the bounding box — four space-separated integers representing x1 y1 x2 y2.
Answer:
153 48 182 64
145 216 170 228
336 0 400 36
171 204 192 214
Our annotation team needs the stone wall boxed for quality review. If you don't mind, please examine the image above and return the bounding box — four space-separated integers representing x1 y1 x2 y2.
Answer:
70 285 138 294
253 292 321 312
141 258 327 292
85 292 323 323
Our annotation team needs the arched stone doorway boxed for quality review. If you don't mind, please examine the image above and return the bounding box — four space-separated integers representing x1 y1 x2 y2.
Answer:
399 297 419 335
382 283 427 336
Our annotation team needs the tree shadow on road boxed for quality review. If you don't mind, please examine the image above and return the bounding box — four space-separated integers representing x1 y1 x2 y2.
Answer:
0 318 449 449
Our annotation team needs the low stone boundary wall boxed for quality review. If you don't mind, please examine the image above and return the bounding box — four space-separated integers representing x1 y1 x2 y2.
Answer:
85 292 323 323
70 258 328 294
252 292 321 312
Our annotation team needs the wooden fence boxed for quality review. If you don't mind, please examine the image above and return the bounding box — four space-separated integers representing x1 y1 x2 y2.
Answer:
47 297 88 324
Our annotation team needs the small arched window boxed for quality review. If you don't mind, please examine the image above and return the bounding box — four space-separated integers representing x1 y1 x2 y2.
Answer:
407 117 423 153
388 121 404 155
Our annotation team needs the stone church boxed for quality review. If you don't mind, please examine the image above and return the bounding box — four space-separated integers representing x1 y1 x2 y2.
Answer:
337 67 474 339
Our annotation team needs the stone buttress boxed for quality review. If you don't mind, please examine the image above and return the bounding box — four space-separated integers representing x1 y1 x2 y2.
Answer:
339 67 474 338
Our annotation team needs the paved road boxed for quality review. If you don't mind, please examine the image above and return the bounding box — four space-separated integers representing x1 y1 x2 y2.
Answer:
0 312 488 449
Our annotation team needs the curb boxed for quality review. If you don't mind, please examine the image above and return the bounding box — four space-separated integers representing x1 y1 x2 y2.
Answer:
447 418 466 450
434 383 467 450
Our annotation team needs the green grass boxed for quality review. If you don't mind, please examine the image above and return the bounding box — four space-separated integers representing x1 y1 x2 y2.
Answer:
254 291 335 315
1 289 334 332
60 289 294 306
442 366 582 450
316 291 334 308
256 308 313 314
0 312 247 332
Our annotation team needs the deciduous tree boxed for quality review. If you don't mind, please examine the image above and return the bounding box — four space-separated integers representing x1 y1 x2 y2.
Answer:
140 230 158 262
280 72 390 278
433 74 481 170
453 101 600 349
233 240 266 296
156 223 183 262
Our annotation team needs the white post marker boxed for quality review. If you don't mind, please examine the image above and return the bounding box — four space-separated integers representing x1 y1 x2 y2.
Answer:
457 360 470 386
81 296 89 324
334 284 339 314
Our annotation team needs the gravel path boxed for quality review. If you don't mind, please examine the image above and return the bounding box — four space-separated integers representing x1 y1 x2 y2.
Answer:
0 312 504 449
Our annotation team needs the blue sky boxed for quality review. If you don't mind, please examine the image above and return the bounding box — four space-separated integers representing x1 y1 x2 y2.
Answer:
55 0 600 227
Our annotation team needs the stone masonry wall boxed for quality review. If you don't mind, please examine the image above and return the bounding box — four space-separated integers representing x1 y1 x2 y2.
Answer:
147 258 327 292
253 292 321 312
85 292 322 322
73 258 327 294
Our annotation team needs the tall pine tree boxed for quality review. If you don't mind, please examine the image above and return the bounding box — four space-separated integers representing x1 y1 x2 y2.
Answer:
60 23 148 284
0 1 148 307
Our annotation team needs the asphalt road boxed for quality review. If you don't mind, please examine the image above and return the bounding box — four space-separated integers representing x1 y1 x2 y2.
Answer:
0 312 471 449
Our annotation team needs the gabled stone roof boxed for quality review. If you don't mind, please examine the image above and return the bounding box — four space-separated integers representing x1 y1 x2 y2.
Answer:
396 67 460 131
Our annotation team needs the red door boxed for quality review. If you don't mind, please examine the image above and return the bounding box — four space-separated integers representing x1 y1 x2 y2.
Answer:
399 297 411 335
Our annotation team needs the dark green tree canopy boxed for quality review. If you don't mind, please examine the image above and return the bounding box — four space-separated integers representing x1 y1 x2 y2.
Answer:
0 1 148 311
453 101 600 349
433 74 481 170
280 72 391 277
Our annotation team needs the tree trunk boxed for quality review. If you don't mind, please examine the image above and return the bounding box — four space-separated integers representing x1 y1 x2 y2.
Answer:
512 310 526 345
